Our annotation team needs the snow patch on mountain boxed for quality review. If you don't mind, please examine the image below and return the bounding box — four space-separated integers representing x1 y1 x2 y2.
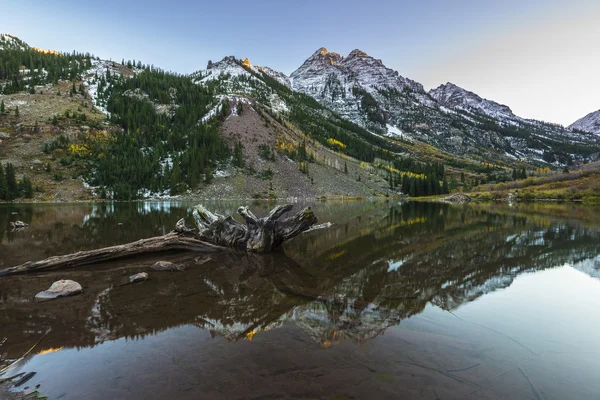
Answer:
195 56 253 84
83 59 139 115
385 124 407 139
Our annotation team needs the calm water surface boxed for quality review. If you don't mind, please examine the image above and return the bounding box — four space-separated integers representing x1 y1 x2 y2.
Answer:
1 200 600 400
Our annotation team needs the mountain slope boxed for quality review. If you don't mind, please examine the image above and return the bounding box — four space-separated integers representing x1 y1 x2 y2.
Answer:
569 109 600 135
290 47 600 168
190 55 439 197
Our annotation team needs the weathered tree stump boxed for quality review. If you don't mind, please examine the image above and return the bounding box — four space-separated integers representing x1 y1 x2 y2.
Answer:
0 204 318 277
193 204 317 253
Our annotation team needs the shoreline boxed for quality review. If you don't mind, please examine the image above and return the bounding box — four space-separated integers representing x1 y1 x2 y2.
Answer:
0 195 390 205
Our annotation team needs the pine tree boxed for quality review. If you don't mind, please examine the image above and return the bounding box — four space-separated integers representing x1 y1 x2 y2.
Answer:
5 163 18 200
0 163 6 200
442 176 449 194
426 177 433 196
450 176 458 190
20 176 33 198
170 161 181 195
14 105 19 117
204 165 214 184
0 100 4 114
344 162 348 174
233 140 244 168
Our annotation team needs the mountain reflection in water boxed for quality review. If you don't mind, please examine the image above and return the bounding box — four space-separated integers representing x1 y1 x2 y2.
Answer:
1 201 600 399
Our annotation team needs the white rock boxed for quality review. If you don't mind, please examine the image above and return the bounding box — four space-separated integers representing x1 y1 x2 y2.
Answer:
151 261 185 272
129 272 149 283
35 280 83 302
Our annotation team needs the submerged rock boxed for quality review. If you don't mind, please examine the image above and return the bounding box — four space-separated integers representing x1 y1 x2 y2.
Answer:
442 194 472 204
129 272 149 283
35 280 83 302
151 261 186 272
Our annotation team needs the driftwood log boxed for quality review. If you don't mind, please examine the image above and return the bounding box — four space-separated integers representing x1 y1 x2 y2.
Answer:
0 204 318 277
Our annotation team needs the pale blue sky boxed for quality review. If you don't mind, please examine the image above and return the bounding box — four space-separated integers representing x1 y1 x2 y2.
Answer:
3 0 599 125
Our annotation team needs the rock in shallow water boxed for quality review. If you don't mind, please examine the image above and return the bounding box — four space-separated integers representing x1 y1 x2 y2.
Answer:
151 261 186 272
129 272 149 283
10 221 29 231
35 280 83 302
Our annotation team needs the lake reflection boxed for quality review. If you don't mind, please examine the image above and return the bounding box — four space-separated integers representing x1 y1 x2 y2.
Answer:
1 201 600 399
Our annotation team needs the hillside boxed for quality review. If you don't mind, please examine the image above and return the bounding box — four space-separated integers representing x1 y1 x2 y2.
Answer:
0 36 427 201
1 35 599 202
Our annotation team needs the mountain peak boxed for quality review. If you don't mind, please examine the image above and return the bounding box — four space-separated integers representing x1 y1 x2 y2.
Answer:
430 82 516 121
347 49 368 58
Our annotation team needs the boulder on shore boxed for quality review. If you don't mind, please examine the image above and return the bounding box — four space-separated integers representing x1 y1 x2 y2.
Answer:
35 280 83 302
442 193 472 204
129 272 149 283
151 261 186 272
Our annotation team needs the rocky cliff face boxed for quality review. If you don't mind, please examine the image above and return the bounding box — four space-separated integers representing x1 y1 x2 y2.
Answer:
289 47 433 134
430 82 517 121
569 109 600 135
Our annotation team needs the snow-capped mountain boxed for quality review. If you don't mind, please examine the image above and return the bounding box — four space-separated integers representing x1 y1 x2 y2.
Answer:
186 48 600 168
190 56 292 114
194 56 291 90
289 47 432 134
569 109 600 135
430 82 518 121
287 47 600 165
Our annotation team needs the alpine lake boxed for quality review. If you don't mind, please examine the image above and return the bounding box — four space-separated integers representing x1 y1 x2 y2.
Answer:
1 200 599 400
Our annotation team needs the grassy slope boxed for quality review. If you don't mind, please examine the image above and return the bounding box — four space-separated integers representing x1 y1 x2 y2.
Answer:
0 81 107 201
467 164 600 203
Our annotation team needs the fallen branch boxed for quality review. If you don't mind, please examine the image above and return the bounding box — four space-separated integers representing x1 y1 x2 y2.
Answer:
0 329 50 374
0 204 318 276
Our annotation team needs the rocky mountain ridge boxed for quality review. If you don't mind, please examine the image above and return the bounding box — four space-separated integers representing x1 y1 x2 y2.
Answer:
286 47 599 166
429 82 518 122
569 109 600 135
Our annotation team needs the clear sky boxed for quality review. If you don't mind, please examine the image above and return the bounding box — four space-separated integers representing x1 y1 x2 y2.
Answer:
3 0 599 125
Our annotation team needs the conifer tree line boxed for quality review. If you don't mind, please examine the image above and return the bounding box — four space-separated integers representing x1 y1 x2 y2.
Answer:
0 48 93 94
87 69 231 199
0 163 33 200
398 173 449 197
386 161 449 196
